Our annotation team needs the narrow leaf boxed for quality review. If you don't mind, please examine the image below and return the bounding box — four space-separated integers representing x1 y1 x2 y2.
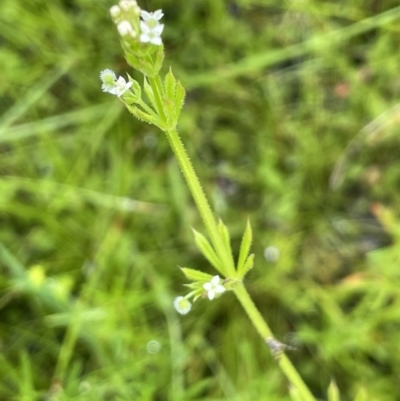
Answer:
218 219 232 256
184 283 198 289
164 68 176 103
237 219 253 276
240 254 254 276
173 80 186 123
192 229 223 272
180 267 213 282
327 380 340 401
143 77 157 112
126 105 159 127
153 46 165 77
0 242 26 279
163 69 176 127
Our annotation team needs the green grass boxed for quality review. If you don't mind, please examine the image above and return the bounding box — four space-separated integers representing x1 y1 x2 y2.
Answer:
2 0 400 400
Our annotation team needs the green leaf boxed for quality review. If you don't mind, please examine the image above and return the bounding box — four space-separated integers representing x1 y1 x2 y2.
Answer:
184 283 198 290
353 388 367 401
174 80 185 122
0 242 26 279
143 77 157 112
218 219 232 257
180 267 213 282
327 380 340 401
126 104 160 128
192 228 223 272
237 219 253 277
127 74 141 97
123 45 164 77
153 46 165 77
240 254 254 276
163 69 176 127
164 68 176 103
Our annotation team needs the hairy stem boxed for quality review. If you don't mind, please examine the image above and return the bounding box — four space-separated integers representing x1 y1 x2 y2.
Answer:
164 129 235 277
160 102 314 400
234 282 316 401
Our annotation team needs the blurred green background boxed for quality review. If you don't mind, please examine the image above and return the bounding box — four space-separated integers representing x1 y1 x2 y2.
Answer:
1 0 400 400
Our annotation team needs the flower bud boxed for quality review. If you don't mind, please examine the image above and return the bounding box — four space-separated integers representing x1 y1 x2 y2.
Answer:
117 20 135 37
110 5 121 19
119 0 137 11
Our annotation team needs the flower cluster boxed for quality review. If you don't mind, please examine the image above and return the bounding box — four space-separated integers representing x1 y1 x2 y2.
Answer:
100 69 132 97
173 296 192 315
139 10 164 45
109 0 164 46
110 0 141 39
173 275 226 315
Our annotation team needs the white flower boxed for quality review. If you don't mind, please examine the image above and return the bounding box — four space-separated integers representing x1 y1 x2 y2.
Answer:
139 9 164 45
203 275 226 300
117 20 136 37
140 22 164 45
108 76 133 97
140 9 164 28
100 70 133 97
173 296 192 315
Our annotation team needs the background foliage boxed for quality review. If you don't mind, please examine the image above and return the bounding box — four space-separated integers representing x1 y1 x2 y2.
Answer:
1 0 400 400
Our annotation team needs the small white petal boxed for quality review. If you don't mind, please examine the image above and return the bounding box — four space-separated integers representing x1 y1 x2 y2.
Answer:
150 36 162 45
105 76 133 97
211 275 221 285
140 20 150 33
203 282 212 291
140 10 151 21
208 290 216 300
215 285 226 294
140 33 150 43
152 24 164 35
153 10 164 20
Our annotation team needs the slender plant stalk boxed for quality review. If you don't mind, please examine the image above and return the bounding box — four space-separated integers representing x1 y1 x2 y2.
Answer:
164 128 316 401
165 128 236 277
234 283 316 401
53 311 81 381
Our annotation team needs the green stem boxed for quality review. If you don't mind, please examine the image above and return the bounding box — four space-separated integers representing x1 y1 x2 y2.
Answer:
234 282 316 401
149 74 314 401
53 309 81 381
165 129 235 276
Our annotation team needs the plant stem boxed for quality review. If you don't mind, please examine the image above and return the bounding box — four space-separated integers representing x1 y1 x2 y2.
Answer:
234 282 317 401
165 129 235 277
53 309 81 381
163 126 315 400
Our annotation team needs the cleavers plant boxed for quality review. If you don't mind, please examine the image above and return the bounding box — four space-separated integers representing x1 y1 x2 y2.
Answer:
100 2 366 401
